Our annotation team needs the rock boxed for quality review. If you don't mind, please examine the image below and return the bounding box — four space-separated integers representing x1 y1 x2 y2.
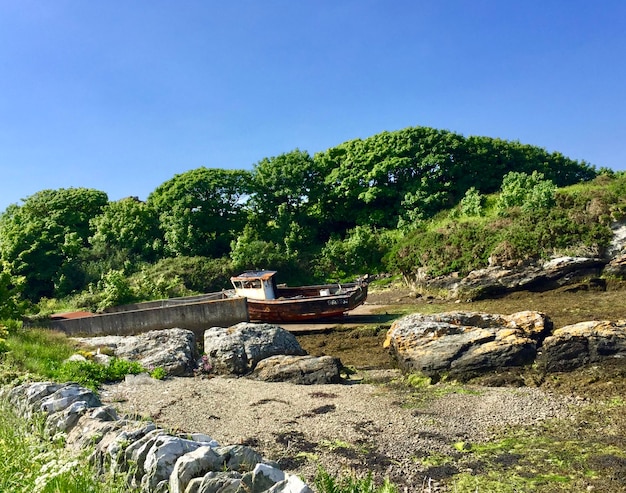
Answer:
251 355 343 384
607 220 626 258
604 254 626 279
106 423 159 473
169 446 223 493
384 311 551 379
251 463 286 492
203 323 307 375
45 399 91 434
73 328 197 376
267 474 314 493
193 471 243 493
537 320 626 372
141 435 206 492
453 257 607 300
39 383 102 414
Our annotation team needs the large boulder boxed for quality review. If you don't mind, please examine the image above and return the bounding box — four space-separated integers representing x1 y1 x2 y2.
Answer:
251 355 343 384
384 311 552 379
537 320 626 372
203 323 307 375
452 257 607 300
74 328 197 376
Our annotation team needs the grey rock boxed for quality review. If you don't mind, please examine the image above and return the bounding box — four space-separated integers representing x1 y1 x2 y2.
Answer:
537 320 626 371
252 355 343 384
384 311 550 379
604 254 626 279
169 446 223 493
39 384 101 414
195 471 242 493
141 435 205 492
267 475 314 493
251 463 285 492
214 444 263 472
203 323 306 375
74 328 197 376
45 399 90 434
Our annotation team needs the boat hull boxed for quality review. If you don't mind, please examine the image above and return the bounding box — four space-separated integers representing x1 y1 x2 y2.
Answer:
246 283 368 322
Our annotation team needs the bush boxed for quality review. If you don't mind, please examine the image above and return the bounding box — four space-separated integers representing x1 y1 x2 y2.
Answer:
316 226 396 280
52 358 144 390
459 187 484 217
495 171 556 215
315 467 397 493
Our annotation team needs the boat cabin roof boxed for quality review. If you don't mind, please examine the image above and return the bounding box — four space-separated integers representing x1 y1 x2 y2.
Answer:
230 270 277 300
230 270 277 282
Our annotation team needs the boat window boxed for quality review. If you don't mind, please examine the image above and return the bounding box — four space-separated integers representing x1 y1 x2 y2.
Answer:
243 279 262 289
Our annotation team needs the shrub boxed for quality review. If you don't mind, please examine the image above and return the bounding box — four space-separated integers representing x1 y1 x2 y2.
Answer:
314 467 398 493
495 171 556 216
459 187 484 217
53 358 144 390
316 226 396 280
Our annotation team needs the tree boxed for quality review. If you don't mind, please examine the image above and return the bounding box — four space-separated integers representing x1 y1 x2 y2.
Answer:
147 168 252 258
0 188 108 300
0 261 27 319
248 149 323 252
89 197 163 262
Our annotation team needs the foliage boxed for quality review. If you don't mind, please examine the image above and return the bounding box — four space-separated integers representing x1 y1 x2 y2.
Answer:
389 219 499 278
314 467 398 493
0 126 601 301
53 358 144 390
458 186 484 217
0 261 28 319
136 255 233 293
2 326 148 389
89 196 162 263
229 225 316 285
249 149 322 249
95 269 135 310
314 127 594 232
315 226 396 280
0 188 108 299
390 172 622 280
495 171 557 215
0 400 132 493
3 327 77 378
148 167 252 257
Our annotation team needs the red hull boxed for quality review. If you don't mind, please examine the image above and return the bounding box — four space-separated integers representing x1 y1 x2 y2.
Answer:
247 283 368 322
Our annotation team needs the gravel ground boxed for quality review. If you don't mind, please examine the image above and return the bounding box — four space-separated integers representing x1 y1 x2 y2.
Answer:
100 370 579 491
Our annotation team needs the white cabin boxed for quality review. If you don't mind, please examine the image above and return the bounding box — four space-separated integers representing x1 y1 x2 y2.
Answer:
230 271 278 300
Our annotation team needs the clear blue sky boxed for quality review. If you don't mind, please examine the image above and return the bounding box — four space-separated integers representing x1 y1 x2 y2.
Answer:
1 0 625 212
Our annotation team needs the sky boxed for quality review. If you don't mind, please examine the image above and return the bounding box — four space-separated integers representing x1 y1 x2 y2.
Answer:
1 0 625 212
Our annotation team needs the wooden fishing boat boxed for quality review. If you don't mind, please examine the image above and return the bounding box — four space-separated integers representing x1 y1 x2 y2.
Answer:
229 270 368 322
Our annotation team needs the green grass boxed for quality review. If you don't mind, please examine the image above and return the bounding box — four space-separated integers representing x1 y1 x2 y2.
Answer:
0 398 132 493
1 325 149 390
314 467 398 493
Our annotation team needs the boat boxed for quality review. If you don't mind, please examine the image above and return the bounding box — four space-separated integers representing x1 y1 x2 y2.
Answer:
229 270 368 322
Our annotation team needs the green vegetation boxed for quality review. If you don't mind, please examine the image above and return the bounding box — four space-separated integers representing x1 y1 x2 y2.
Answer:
0 324 149 390
1 125 608 314
315 467 398 493
0 398 131 493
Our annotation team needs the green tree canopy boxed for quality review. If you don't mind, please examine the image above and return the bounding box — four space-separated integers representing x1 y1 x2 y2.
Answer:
249 149 323 248
89 196 162 262
313 126 596 232
147 168 252 257
0 188 108 299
